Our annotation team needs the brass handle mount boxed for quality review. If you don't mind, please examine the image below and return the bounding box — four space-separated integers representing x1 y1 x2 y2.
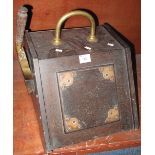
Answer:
52 10 97 46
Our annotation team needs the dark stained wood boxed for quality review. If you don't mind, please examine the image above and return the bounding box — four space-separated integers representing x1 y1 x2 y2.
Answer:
13 54 141 155
13 0 141 59
22 23 138 152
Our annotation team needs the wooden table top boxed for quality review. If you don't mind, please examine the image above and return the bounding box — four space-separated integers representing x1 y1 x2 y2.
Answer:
13 54 141 155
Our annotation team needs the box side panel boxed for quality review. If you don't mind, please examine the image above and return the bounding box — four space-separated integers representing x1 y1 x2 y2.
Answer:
125 48 139 128
103 23 139 128
32 59 52 152
24 31 52 152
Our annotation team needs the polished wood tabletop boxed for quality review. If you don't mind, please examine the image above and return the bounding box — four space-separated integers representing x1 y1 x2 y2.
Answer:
13 54 141 155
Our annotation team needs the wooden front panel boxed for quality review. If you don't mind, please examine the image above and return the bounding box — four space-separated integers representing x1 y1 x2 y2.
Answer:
14 0 141 59
38 49 136 150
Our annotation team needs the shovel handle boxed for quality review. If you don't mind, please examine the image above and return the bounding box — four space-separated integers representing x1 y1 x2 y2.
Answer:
16 6 28 47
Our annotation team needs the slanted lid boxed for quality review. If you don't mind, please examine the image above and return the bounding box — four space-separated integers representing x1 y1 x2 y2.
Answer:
28 25 123 60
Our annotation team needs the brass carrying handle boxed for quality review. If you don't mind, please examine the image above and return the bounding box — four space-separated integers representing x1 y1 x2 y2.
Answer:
52 10 97 46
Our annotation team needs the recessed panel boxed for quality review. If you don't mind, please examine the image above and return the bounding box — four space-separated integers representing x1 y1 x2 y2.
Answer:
57 65 120 133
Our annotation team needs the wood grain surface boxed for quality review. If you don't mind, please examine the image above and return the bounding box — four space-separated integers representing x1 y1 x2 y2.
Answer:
13 55 141 155
13 0 141 59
